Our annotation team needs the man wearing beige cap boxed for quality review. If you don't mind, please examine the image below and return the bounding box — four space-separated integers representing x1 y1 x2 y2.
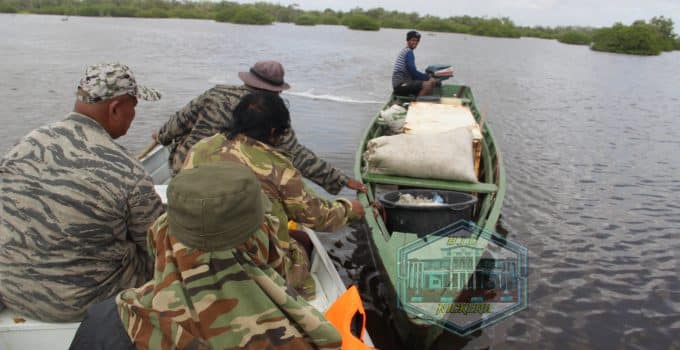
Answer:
0 63 164 322
155 60 366 195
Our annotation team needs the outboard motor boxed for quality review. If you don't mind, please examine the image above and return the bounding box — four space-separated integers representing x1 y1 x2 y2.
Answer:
425 64 454 81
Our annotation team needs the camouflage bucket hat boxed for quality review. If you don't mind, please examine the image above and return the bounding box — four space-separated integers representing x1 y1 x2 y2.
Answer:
76 63 161 104
167 161 268 251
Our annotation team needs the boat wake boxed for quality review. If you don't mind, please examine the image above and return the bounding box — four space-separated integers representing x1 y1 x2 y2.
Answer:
285 90 382 105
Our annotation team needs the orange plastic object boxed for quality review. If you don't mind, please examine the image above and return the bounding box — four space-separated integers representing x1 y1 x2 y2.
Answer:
325 285 372 350
288 220 298 231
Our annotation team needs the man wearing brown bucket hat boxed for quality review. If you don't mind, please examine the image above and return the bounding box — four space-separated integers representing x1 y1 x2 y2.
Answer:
70 161 342 350
238 60 291 91
154 60 366 194
0 63 164 322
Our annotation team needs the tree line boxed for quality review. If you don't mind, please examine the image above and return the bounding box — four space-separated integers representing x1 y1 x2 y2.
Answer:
2 0 678 55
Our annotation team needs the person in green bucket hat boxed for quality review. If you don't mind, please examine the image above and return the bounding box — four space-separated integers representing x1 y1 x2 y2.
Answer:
70 161 342 350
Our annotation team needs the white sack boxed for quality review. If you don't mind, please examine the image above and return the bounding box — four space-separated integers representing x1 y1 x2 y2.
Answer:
364 127 478 183
378 104 407 133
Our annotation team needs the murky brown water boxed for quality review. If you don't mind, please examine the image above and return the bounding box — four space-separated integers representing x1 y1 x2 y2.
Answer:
1 14 679 349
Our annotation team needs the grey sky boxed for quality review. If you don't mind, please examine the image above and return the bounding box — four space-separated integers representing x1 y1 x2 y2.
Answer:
235 0 680 29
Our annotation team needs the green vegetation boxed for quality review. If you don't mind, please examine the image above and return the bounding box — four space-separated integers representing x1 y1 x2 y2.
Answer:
1 0 677 55
591 17 677 55
0 3 17 13
416 17 460 33
470 17 520 38
380 17 411 29
294 14 318 26
592 23 661 55
319 13 339 25
558 31 592 45
342 13 380 31
228 6 273 25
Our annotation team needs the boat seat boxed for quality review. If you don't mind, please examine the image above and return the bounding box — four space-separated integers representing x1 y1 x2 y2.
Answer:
362 173 498 193
393 94 417 102
0 308 79 350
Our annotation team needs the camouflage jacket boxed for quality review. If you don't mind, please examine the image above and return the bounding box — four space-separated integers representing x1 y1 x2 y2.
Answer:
0 113 163 322
116 213 342 350
184 134 356 247
156 84 348 194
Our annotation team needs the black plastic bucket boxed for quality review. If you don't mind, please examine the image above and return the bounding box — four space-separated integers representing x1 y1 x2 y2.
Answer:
378 190 477 237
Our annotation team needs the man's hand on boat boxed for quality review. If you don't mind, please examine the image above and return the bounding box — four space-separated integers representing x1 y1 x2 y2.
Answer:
348 199 365 219
345 178 367 193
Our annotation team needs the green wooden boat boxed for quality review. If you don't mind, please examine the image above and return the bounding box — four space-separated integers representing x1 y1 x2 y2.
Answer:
354 84 506 348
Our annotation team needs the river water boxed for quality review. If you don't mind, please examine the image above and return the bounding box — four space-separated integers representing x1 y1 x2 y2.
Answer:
1 14 679 350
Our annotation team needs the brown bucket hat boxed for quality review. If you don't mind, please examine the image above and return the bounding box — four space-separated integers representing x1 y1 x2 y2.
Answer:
238 60 291 92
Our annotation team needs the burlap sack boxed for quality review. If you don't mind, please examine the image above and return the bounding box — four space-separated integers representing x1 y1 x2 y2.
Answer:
364 127 477 182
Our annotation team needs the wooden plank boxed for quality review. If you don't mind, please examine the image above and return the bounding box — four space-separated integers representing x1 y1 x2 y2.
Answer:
473 139 482 177
137 139 159 160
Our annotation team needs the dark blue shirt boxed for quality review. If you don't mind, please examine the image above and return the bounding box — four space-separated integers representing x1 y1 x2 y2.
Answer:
392 47 429 87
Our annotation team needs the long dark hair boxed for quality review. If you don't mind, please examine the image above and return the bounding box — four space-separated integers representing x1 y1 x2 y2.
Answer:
228 92 291 144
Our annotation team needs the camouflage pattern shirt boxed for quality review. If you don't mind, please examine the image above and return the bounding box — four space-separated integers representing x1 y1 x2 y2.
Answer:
116 213 342 350
0 113 164 322
184 133 358 248
157 84 349 194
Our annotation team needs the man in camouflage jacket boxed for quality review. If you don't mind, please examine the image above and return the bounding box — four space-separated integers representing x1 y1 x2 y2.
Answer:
0 63 164 322
183 93 364 293
182 92 363 244
155 60 366 195
70 162 342 350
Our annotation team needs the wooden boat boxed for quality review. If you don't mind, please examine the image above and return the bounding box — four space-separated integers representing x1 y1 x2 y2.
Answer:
0 145 372 349
354 84 506 348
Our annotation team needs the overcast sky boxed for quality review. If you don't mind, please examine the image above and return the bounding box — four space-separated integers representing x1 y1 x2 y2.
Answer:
235 0 680 29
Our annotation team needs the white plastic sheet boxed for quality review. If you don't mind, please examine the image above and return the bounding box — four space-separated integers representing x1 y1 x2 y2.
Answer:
404 102 482 140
